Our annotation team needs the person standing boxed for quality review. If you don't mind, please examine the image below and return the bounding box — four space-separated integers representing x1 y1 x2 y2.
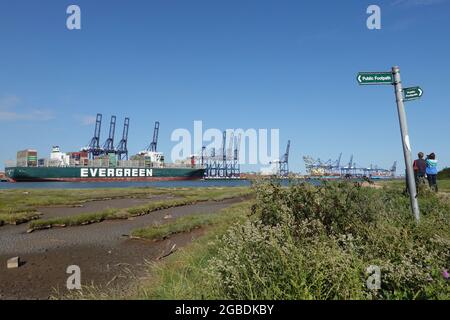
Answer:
426 153 438 192
413 152 427 191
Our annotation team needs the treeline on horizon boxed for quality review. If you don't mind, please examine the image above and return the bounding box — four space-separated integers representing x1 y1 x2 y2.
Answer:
438 168 450 180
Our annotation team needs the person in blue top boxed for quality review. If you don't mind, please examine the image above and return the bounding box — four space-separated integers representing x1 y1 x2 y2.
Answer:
426 153 438 192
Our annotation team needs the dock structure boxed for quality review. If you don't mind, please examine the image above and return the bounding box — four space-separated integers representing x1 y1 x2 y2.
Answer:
201 131 241 179
268 140 291 178
83 113 131 160
304 154 396 178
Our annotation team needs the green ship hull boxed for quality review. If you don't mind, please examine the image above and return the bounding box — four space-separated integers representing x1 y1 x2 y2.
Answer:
5 166 205 182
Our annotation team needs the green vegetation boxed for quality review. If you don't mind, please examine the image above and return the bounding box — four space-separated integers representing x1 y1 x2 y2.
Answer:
135 201 253 299
132 214 218 241
438 168 450 180
0 212 41 226
134 181 449 300
58 201 253 300
29 208 119 229
27 187 252 231
205 181 450 299
0 187 170 225
379 178 450 193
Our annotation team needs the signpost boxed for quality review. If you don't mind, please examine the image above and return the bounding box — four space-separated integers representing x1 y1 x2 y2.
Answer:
357 67 421 222
403 86 423 101
357 72 393 85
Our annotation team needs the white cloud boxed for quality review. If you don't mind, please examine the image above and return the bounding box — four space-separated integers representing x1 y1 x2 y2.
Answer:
0 96 55 122
74 114 97 126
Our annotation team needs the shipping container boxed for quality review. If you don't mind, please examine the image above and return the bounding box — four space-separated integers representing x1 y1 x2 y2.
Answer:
17 149 38 167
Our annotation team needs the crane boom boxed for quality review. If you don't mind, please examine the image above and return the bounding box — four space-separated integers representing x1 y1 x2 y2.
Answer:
102 115 116 154
86 113 103 159
116 117 130 160
149 121 160 152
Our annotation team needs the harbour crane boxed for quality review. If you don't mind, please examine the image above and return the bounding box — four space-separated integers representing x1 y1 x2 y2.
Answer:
232 134 241 178
226 131 234 159
102 115 116 155
341 154 354 176
85 113 103 159
116 117 130 160
220 131 227 177
390 161 397 176
200 131 242 179
148 121 160 152
279 140 290 177
201 146 206 166
334 153 342 171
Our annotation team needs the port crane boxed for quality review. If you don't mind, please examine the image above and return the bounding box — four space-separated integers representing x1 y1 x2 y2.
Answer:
390 161 397 175
116 117 130 160
279 140 290 177
148 121 160 152
218 131 228 177
305 153 397 178
85 113 103 159
102 115 116 155
202 130 241 179
232 134 242 177
341 154 355 176
270 140 290 177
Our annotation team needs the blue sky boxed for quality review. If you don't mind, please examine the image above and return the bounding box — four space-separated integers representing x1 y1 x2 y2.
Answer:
0 0 449 173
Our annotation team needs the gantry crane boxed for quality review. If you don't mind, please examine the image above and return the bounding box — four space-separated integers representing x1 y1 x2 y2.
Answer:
85 113 103 159
279 140 290 177
148 121 160 152
116 117 130 160
102 115 116 155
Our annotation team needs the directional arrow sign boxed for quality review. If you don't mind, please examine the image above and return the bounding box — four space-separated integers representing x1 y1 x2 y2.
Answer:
357 72 393 85
403 86 423 101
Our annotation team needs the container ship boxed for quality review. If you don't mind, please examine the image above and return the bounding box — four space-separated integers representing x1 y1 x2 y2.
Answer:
5 116 205 182
5 147 204 182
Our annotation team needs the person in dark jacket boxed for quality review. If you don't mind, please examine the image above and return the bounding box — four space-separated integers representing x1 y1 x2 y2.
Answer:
413 152 427 191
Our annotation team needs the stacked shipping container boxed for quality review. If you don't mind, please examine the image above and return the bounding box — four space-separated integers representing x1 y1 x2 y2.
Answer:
16 150 38 167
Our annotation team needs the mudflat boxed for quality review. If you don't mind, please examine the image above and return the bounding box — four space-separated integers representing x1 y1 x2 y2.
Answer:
0 196 247 299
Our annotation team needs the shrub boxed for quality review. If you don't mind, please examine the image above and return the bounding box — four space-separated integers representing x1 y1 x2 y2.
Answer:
206 180 450 300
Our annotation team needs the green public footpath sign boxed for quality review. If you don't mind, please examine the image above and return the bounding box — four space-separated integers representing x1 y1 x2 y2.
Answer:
357 72 393 85
403 86 423 101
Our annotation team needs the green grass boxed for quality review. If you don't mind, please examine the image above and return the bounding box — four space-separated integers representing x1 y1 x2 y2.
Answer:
134 201 253 299
197 180 450 300
132 213 222 241
28 208 119 229
437 168 450 180
132 181 449 300
59 180 450 300
0 212 41 226
0 187 171 225
56 200 253 300
27 188 253 231
378 178 450 193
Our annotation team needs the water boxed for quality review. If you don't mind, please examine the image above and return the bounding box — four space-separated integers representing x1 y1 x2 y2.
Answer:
0 179 253 189
0 178 323 190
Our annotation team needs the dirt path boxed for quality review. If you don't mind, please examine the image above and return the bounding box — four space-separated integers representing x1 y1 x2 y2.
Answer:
0 197 246 299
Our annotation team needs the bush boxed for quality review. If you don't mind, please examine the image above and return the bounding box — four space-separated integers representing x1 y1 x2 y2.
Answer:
437 168 450 180
205 180 450 300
